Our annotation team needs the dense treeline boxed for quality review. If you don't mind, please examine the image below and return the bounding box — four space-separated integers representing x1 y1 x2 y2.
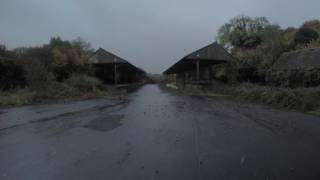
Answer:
213 16 320 110
217 15 320 80
0 37 112 107
0 37 94 90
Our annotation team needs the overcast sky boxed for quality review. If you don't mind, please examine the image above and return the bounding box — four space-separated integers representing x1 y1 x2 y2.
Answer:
1 0 319 73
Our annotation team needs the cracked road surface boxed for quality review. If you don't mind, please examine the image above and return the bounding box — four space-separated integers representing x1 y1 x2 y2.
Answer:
1 84 320 180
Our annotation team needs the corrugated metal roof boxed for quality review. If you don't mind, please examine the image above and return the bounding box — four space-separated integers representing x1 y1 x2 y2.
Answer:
86 48 128 64
86 48 145 74
163 42 233 74
273 48 320 70
184 42 233 61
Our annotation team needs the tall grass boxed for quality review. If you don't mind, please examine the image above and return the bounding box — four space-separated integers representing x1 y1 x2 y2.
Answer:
210 83 320 111
0 74 109 107
0 88 36 107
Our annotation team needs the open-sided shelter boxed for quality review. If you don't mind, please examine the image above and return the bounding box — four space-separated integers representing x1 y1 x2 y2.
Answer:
163 42 233 84
87 48 145 84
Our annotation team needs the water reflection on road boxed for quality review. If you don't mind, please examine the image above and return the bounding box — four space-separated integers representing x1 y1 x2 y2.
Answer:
1 84 320 180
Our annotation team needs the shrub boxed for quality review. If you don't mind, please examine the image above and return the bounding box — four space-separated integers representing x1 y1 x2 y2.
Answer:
65 74 106 92
0 88 35 107
0 58 26 90
294 27 319 45
212 64 230 82
24 59 54 90
53 64 92 82
227 83 319 110
33 82 81 101
34 74 108 102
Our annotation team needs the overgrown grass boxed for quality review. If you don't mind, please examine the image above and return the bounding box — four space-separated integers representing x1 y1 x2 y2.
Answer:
161 82 320 111
65 74 107 93
0 74 110 108
207 83 320 111
0 88 36 107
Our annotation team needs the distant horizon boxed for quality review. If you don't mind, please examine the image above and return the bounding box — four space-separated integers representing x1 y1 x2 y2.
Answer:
1 0 320 73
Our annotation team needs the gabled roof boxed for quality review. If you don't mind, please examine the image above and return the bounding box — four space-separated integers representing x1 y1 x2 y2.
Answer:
183 42 233 61
273 48 320 70
163 42 233 74
86 48 128 64
86 48 146 74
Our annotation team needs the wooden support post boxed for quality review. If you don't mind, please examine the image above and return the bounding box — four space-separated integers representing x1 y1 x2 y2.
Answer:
114 58 118 85
196 59 200 83
185 73 187 84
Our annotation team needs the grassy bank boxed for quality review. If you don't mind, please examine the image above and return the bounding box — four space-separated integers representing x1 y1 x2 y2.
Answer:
212 83 320 111
161 82 320 111
0 75 112 108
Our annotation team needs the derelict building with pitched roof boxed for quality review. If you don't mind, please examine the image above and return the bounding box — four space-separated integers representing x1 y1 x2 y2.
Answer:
87 48 146 84
163 42 233 85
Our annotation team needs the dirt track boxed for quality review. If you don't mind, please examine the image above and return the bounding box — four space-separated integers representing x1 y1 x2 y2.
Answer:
1 84 320 180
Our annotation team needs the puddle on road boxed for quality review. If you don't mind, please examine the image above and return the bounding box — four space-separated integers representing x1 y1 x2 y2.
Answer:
170 100 187 109
84 115 124 132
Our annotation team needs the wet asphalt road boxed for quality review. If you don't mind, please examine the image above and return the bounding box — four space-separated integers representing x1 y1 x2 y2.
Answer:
1 84 320 180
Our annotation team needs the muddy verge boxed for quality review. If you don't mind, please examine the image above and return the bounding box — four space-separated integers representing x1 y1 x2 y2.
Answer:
0 100 129 133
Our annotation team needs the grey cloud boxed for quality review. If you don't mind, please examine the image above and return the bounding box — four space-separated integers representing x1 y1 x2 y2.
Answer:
1 0 319 73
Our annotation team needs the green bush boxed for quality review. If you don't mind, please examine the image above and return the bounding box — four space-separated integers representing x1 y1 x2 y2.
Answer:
0 88 35 107
227 83 319 110
34 74 108 102
0 74 109 107
65 74 106 92
0 58 26 90
34 82 81 101
24 59 54 90
294 27 319 45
